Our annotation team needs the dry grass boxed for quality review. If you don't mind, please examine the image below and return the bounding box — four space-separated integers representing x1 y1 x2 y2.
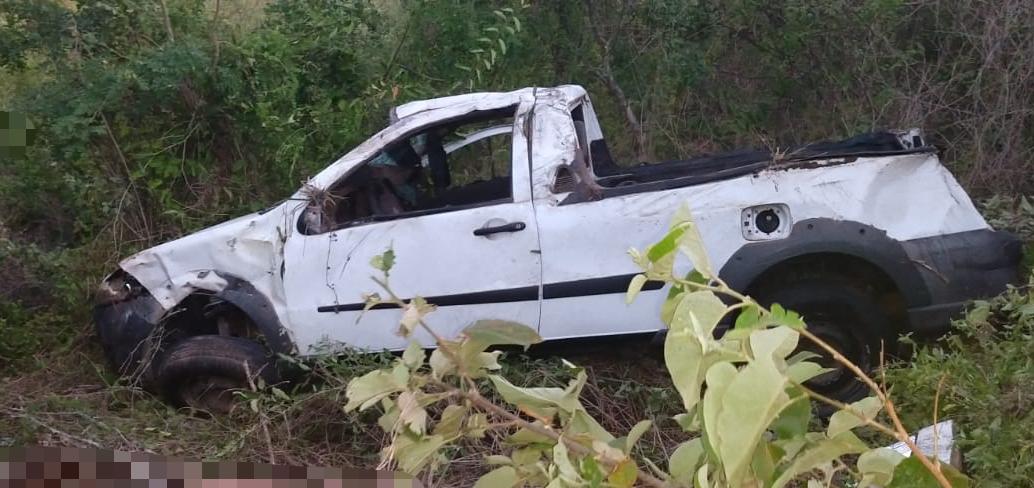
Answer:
0 333 686 487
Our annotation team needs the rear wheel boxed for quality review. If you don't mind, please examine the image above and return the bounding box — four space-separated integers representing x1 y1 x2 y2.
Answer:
154 335 279 414
752 279 895 405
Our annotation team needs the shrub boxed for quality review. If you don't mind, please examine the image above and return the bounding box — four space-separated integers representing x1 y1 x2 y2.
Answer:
344 210 962 487
886 280 1034 486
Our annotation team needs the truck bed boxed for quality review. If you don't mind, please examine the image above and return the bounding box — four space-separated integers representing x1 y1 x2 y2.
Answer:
581 131 933 202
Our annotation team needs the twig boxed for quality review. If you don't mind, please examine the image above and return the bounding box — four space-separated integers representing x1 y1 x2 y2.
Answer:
159 0 175 42
463 388 668 488
382 17 413 83
6 408 102 448
370 276 471 384
799 324 949 487
374 271 667 486
210 0 222 68
932 373 949 467
793 383 899 439
244 361 276 465
581 0 650 162
101 112 152 242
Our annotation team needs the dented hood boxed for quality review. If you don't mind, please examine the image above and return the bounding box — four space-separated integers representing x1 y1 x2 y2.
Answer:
119 205 292 310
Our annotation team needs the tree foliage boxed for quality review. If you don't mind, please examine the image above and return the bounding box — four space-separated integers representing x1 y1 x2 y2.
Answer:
3 0 1033 252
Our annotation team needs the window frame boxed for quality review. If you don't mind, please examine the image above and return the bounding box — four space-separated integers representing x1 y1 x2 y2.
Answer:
548 101 595 195
298 107 519 235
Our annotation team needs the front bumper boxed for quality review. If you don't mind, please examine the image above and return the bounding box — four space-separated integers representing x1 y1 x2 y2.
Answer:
903 228 1024 336
94 289 165 382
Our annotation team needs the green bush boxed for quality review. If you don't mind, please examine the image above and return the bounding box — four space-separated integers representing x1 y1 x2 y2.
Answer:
0 238 109 374
886 280 1034 486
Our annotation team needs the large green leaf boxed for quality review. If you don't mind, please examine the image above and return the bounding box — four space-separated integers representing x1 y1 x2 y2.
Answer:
646 225 686 262
749 326 799 363
396 391 427 435
887 455 970 488
751 439 780 485
827 396 882 438
671 206 714 277
433 404 466 438
702 362 738 460
670 290 727 345
696 464 711 488
569 408 614 442
858 447 906 486
464 319 542 350
626 273 649 304
474 466 519 488
401 341 424 370
665 328 706 413
394 434 447 474
770 390 811 440
669 438 705 484
488 370 587 419
771 431 868 488
713 358 792 487
786 360 830 384
551 440 583 484
343 364 408 412
661 290 686 326
624 420 652 453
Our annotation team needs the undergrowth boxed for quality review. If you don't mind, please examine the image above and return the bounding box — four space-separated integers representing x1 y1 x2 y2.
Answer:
0 337 682 486
885 280 1034 487
874 195 1034 487
2 195 1031 485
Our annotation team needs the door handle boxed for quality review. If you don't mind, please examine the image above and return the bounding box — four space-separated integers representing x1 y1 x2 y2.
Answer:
474 221 526 237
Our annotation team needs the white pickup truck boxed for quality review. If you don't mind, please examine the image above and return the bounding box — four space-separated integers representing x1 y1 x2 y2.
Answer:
95 85 1022 410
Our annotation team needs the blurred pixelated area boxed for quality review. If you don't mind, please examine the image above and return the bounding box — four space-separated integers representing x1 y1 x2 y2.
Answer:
0 111 36 159
0 446 422 487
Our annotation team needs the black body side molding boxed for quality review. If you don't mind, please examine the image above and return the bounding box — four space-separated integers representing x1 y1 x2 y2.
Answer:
317 273 665 312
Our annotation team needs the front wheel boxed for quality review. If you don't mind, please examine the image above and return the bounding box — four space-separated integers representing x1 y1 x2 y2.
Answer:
154 335 279 414
752 279 895 405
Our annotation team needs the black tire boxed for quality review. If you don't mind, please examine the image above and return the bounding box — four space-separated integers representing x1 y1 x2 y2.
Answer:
154 335 279 414
752 279 894 406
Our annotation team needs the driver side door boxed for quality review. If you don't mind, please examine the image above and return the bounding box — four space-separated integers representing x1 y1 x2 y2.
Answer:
280 109 541 354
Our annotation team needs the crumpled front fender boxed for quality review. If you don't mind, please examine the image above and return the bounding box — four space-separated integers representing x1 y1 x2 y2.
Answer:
93 290 165 383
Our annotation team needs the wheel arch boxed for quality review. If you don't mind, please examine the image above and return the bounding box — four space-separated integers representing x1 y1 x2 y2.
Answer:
201 272 296 355
718 219 930 319
145 271 296 355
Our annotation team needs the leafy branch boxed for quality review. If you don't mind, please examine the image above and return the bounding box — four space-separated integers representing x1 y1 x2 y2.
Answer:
351 250 666 486
455 4 528 90
344 206 966 487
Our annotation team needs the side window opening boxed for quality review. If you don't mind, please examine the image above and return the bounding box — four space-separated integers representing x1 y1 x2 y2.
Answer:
551 104 594 194
301 107 515 234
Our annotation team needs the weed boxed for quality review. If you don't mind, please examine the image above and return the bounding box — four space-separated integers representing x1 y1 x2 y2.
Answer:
885 279 1034 486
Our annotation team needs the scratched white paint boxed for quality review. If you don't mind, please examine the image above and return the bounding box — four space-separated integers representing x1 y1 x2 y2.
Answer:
116 85 990 355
